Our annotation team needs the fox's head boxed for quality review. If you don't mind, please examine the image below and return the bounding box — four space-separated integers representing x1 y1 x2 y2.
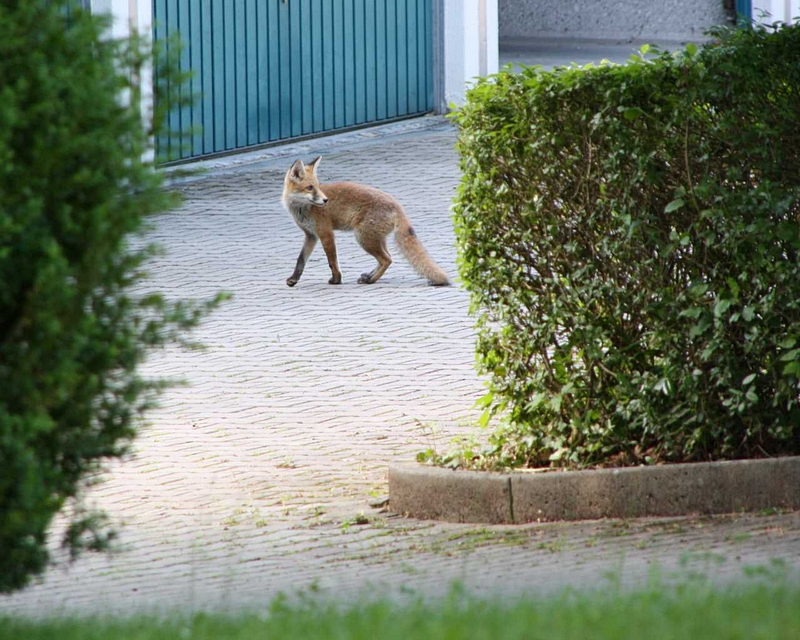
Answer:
284 156 328 207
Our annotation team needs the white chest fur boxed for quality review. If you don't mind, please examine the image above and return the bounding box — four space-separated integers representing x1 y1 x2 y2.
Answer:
284 199 317 235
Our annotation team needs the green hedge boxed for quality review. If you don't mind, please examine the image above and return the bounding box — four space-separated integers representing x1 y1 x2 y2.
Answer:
0 2 220 592
451 25 800 469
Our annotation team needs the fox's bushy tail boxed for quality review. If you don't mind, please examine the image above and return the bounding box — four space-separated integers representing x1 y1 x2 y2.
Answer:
394 212 450 286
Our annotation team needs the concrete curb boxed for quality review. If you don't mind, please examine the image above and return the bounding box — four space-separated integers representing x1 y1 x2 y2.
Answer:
388 457 800 523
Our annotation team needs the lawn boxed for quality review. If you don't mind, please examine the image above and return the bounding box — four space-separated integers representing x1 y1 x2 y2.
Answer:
2 577 798 639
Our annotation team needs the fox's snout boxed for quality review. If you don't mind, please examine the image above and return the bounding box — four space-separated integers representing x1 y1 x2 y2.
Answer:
303 189 327 207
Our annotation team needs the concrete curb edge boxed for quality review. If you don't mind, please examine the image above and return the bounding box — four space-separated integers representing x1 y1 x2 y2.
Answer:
388 457 800 523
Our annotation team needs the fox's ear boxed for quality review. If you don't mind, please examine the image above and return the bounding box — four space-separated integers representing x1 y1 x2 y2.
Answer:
308 156 322 173
289 159 306 182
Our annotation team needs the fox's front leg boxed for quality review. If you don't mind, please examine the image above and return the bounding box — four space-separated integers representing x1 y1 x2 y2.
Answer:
286 231 317 287
317 228 342 285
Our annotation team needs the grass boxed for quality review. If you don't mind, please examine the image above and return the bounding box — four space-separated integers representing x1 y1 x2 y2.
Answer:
1 577 799 639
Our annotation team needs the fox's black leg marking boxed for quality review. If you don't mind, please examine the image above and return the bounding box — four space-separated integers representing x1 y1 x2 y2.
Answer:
286 253 305 287
358 269 377 284
287 232 317 287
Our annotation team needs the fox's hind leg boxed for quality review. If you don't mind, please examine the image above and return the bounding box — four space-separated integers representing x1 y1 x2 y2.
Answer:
356 233 392 284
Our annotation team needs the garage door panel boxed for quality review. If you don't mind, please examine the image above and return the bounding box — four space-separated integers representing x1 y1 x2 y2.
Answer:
385 0 398 119
310 0 325 133
397 0 409 116
364 1 376 122
154 0 433 161
375 2 387 121
354 0 366 125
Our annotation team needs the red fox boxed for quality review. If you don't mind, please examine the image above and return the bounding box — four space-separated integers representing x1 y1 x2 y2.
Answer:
281 156 450 287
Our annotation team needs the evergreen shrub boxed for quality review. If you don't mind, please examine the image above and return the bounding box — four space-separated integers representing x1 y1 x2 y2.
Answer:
0 1 221 592
450 25 800 469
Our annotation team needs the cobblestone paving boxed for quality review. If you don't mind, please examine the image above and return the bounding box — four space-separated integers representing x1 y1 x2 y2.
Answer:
2 118 799 618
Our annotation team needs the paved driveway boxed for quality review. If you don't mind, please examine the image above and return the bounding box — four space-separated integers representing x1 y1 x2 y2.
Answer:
2 118 798 618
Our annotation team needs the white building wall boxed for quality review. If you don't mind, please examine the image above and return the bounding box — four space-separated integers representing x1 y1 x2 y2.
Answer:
91 0 154 161
499 0 732 42
752 0 800 25
443 0 499 108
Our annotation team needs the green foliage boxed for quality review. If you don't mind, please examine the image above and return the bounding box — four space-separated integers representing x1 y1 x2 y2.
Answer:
1 577 799 639
0 1 222 592
451 25 800 469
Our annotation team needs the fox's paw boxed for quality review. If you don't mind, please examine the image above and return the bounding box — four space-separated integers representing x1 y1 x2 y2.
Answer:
358 273 375 284
328 274 342 285
286 277 298 287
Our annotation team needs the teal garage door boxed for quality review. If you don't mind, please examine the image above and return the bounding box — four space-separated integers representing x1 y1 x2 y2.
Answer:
153 0 434 161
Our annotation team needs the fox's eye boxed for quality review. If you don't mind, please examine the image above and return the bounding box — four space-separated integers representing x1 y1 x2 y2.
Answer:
305 185 313 191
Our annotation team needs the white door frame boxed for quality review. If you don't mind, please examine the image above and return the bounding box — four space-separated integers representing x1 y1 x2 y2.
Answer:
431 0 500 112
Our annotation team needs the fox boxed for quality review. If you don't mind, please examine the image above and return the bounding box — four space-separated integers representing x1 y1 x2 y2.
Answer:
281 156 450 287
